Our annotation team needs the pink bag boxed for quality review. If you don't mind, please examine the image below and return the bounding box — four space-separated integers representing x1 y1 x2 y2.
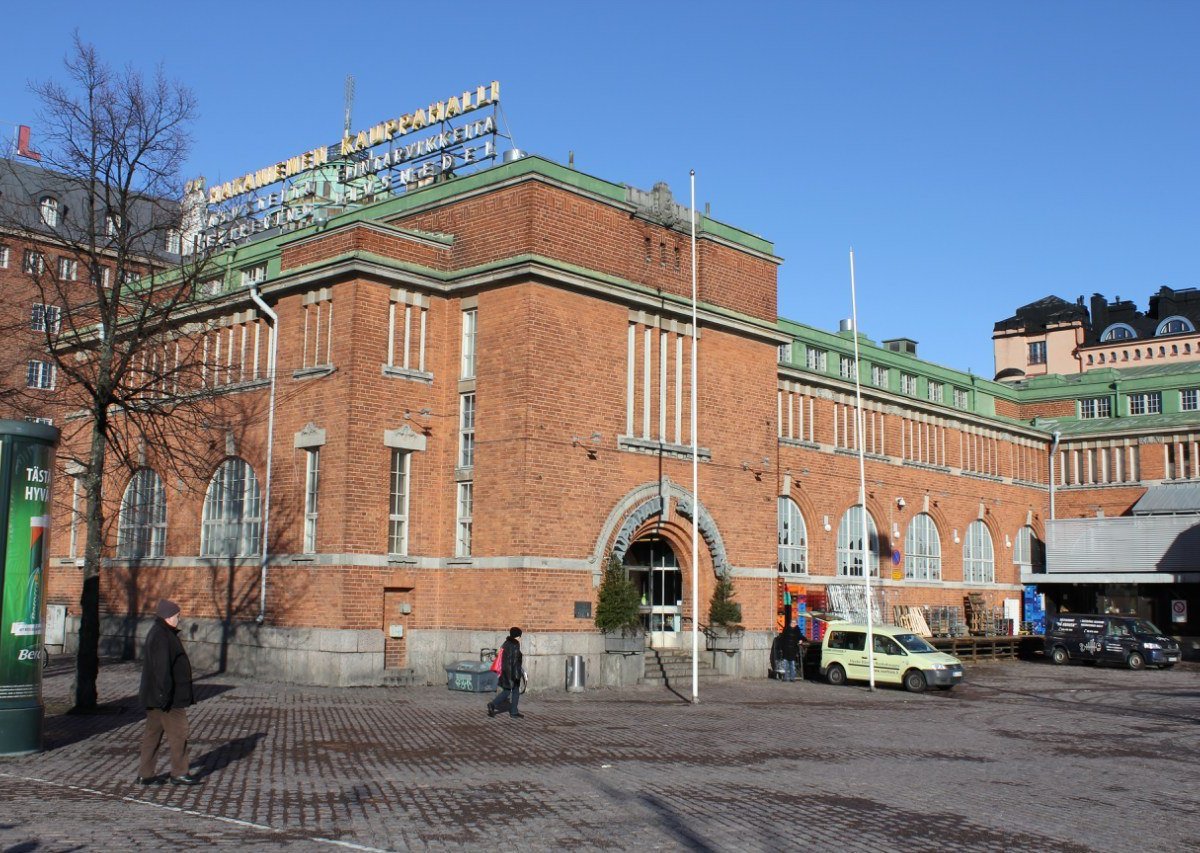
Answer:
489 648 504 675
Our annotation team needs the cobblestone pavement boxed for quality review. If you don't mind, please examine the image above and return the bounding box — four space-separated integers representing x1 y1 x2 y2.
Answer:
1 656 1197 852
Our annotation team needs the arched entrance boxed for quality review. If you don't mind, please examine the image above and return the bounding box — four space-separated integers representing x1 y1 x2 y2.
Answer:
624 538 683 647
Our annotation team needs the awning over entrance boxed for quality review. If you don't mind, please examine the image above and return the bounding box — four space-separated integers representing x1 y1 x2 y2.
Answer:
1132 483 1200 515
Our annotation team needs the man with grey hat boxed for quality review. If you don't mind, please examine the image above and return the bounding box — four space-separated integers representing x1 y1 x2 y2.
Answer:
136 599 199 785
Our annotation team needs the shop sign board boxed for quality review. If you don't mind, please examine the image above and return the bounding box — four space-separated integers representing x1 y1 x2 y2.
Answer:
195 81 501 248
0 420 58 756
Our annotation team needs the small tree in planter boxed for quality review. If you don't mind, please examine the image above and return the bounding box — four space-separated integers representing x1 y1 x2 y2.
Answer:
705 574 744 652
595 552 644 654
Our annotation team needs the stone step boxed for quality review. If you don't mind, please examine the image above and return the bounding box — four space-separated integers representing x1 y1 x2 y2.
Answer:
641 649 727 684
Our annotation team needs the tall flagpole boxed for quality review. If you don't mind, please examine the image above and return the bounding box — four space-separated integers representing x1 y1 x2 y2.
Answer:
849 248 876 691
690 169 700 705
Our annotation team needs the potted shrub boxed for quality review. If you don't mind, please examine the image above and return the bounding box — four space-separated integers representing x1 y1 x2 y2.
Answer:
705 574 744 653
595 552 644 654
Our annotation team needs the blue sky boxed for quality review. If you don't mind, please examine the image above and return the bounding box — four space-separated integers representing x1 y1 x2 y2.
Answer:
2 1 1196 377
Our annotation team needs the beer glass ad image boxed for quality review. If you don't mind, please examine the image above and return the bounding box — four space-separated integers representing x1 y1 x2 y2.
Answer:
0 420 59 756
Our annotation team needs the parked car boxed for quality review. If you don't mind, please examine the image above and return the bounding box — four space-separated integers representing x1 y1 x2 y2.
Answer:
1045 614 1181 670
819 622 965 692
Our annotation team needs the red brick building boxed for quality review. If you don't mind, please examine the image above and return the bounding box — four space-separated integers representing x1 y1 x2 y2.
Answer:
30 152 1195 686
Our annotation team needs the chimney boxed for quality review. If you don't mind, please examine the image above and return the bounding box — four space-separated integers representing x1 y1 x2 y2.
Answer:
16 125 41 161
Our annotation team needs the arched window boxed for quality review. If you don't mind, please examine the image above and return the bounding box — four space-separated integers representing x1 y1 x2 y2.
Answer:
963 520 994 583
1156 316 1194 336
117 468 166 558
201 458 262 557
904 513 941 581
836 505 879 577
777 497 808 574
1013 525 1045 574
1100 324 1136 342
39 197 59 227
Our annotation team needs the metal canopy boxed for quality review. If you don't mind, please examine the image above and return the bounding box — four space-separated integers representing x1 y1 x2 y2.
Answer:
1131 483 1200 515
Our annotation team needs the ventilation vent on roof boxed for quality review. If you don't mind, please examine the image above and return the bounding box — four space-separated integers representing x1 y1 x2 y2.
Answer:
882 337 918 356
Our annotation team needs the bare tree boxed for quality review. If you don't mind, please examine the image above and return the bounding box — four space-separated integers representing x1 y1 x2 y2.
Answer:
0 36 237 710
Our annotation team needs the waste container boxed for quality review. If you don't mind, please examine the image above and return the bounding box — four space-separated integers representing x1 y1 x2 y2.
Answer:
445 660 498 692
565 654 585 692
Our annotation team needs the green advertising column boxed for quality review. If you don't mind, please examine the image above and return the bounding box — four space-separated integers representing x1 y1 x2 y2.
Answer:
0 420 59 756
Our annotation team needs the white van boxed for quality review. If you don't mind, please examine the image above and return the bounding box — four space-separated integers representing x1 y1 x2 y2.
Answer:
820 622 965 692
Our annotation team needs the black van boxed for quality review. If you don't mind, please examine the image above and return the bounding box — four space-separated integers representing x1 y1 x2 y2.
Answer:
1046 614 1181 670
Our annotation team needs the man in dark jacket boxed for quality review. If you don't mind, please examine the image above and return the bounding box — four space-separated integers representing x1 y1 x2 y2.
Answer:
779 625 802 682
487 627 525 719
137 599 199 785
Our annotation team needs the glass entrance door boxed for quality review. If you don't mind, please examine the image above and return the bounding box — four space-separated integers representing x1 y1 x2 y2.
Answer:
625 539 683 648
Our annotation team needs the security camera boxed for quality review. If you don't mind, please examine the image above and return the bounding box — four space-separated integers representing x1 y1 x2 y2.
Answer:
896 497 906 509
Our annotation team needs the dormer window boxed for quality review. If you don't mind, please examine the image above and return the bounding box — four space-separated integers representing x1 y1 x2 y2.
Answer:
105 214 121 238
39 197 59 227
1156 316 1194 336
1100 324 1136 342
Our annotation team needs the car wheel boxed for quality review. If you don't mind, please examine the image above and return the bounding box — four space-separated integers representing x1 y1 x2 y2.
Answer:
903 669 927 693
1050 646 1069 665
825 664 847 686
1127 651 1145 670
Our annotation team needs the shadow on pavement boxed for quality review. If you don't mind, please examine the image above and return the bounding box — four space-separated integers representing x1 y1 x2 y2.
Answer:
191 732 267 779
43 681 236 750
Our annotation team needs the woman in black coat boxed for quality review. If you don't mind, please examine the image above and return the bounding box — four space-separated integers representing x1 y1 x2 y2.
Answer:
487 627 525 719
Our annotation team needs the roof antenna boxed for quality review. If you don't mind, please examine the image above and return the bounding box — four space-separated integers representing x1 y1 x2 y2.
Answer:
343 75 355 137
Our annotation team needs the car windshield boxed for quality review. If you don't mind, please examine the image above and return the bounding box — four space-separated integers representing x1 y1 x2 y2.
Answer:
1131 620 1163 636
894 633 937 653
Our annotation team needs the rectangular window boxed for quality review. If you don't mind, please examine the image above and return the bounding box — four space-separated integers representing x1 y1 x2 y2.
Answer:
26 360 55 390
953 388 969 409
460 308 477 379
301 291 334 368
92 265 110 288
459 392 475 468
166 229 183 255
1128 392 1162 416
240 263 267 287
806 348 827 372
30 304 61 334
387 292 428 373
119 270 139 285
0 245 9 268
23 250 45 274
105 214 121 237
1028 341 1047 365
57 257 78 281
1079 397 1112 419
303 448 320 553
1182 388 1199 412
778 343 792 363
871 364 888 388
901 373 917 395
839 355 857 380
456 481 473 557
388 449 410 555
927 381 944 403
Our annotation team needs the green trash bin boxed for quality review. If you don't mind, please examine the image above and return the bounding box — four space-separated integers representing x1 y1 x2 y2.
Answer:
445 660 498 692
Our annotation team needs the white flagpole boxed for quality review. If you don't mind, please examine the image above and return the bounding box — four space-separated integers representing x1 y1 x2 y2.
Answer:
690 170 700 705
849 248 876 691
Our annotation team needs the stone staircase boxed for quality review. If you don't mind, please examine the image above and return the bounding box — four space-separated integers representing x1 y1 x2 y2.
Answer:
639 646 727 687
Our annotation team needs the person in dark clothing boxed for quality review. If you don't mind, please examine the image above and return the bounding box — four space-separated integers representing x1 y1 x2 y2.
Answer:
137 599 200 785
779 625 802 682
487 627 525 719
